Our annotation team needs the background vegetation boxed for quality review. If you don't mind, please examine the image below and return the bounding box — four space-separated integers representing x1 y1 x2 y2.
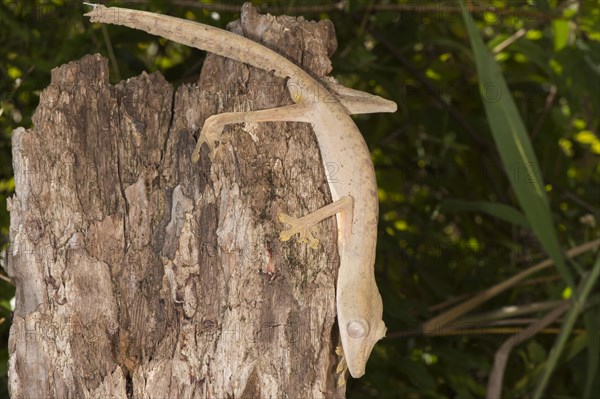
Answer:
1 0 598 398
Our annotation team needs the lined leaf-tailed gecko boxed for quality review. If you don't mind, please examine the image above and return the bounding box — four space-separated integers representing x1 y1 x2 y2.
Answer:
85 3 397 380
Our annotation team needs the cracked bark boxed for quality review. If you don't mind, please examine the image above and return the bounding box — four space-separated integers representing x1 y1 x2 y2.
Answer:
5 5 345 398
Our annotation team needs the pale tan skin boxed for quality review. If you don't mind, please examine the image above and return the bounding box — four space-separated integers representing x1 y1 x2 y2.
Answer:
85 4 397 379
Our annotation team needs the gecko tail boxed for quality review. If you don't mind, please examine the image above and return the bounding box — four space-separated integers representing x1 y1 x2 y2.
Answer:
83 5 305 82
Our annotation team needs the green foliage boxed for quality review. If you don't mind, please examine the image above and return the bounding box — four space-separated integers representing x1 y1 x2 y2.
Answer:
460 0 572 288
441 199 530 228
0 1 598 398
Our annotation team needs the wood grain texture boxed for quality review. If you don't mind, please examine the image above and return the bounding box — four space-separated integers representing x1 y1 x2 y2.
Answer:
7 5 343 398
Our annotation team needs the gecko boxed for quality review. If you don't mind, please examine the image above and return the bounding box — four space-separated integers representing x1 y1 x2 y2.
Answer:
84 3 397 380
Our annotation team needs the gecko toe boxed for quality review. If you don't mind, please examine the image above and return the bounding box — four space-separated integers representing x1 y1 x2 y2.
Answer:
278 213 320 249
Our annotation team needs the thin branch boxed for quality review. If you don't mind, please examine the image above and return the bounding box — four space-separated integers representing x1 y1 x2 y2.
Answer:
366 3 564 21
517 274 561 286
432 326 581 336
422 239 600 334
429 293 471 312
493 28 527 54
0 272 12 284
458 300 566 324
486 318 543 326
387 324 585 338
487 301 571 399
123 0 344 14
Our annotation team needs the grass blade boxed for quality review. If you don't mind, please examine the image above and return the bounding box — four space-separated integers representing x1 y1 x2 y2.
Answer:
533 253 600 398
459 1 574 289
441 199 530 228
582 304 599 399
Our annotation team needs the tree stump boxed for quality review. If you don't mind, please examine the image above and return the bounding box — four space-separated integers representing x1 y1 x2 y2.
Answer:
6 5 344 398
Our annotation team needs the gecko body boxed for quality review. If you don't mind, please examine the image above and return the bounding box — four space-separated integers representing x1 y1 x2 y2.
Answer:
85 4 396 378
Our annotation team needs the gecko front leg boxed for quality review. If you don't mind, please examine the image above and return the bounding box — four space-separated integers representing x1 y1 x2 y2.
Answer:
191 81 396 162
192 103 313 162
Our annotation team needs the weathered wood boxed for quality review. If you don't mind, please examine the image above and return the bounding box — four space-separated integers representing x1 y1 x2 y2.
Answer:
6 5 344 398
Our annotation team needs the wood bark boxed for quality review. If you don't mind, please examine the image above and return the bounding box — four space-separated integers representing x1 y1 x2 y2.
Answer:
5 5 345 398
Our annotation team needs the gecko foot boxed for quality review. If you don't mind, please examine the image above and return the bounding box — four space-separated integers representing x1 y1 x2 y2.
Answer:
278 213 320 249
192 135 217 163
335 345 348 387
192 116 226 163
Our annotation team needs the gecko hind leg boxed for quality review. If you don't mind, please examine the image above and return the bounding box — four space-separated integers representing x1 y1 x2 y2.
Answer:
279 196 353 249
192 103 312 163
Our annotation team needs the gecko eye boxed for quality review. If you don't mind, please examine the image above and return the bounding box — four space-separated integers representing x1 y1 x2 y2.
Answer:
347 319 369 338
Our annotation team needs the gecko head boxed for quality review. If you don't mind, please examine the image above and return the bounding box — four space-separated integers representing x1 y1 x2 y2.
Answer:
341 314 386 378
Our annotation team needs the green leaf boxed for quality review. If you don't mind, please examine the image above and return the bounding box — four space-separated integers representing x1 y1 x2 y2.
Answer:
441 199 530 228
534 253 600 398
583 305 600 399
553 20 570 51
459 1 574 289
